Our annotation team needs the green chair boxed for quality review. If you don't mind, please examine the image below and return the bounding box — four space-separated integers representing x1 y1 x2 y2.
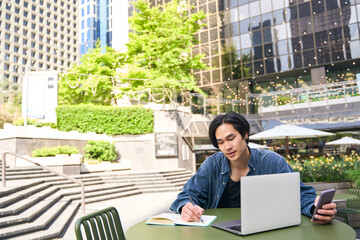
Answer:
74 206 126 240
336 198 360 224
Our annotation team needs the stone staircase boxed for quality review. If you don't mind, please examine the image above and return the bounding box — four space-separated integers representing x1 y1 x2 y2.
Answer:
0 165 192 239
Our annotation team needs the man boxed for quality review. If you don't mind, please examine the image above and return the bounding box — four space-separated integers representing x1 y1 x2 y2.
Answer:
170 111 336 224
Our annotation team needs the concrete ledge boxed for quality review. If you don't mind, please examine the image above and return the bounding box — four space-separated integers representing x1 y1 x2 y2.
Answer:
15 154 83 175
81 162 131 173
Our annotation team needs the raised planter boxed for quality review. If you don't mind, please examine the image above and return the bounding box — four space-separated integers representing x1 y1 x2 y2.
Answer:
16 154 83 175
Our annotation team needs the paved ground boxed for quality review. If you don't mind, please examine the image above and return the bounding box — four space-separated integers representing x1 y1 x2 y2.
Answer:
60 191 179 239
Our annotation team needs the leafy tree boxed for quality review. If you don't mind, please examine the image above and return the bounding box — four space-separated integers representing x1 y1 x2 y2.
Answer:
58 41 125 105
123 0 208 99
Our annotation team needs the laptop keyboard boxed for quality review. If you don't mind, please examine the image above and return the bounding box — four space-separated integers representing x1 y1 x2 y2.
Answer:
227 224 241 232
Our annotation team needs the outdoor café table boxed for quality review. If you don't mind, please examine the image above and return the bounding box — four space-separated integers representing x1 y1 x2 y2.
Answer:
125 208 356 240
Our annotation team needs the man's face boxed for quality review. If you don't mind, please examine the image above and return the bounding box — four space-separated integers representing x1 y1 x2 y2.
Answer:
215 123 248 163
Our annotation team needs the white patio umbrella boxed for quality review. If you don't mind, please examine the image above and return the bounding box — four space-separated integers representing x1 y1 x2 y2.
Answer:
325 137 360 145
249 124 335 155
248 142 269 149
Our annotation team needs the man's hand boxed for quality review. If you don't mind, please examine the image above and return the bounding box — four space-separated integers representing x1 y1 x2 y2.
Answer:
311 196 337 224
181 202 205 222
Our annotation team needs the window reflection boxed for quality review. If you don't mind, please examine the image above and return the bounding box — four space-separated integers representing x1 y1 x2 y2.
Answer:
254 60 264 75
315 31 328 48
262 12 273 28
349 40 360 59
316 47 331 64
293 52 302 68
260 0 272 14
276 39 288 55
251 16 261 30
240 19 250 34
331 44 345 62
301 34 314 50
273 9 285 25
345 24 359 40
329 27 343 45
263 28 273 43
303 49 315 66
327 9 342 29
264 43 275 57
252 30 262 46
311 0 325 14
313 12 327 32
273 0 284 11
253 45 263 60
273 24 287 40
249 1 260 17
298 2 310 18
239 4 249 21
277 55 290 72
299 17 312 35
241 33 251 48
265 57 276 73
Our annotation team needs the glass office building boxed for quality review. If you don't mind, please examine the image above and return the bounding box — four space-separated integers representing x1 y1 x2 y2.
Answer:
147 0 360 115
79 0 128 56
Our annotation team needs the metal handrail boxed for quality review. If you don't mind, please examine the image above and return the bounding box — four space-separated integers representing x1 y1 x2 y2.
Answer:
1 152 85 214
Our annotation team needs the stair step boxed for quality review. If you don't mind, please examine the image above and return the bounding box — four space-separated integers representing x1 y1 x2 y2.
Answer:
0 198 71 239
84 189 142 204
0 170 52 176
68 185 139 201
0 186 60 217
0 193 63 227
0 182 53 208
9 202 80 240
4 173 57 180
0 180 44 198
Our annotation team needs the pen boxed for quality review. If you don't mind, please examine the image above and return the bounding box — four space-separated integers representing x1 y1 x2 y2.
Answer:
188 194 204 223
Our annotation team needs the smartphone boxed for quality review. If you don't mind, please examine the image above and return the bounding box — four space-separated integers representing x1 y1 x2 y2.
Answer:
311 189 336 221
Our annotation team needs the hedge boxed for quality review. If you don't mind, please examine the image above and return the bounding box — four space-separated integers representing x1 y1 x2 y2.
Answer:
56 104 154 135
32 146 79 157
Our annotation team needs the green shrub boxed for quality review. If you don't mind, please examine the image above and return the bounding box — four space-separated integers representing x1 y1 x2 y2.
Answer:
32 145 79 157
56 104 153 135
14 118 57 128
84 140 117 162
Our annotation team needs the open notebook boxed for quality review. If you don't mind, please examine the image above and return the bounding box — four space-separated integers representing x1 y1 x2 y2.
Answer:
146 213 217 227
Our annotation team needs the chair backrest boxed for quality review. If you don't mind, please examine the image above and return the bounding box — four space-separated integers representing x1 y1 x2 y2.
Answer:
74 206 126 240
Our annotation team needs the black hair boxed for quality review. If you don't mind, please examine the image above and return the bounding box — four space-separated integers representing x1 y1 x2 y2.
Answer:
209 111 250 148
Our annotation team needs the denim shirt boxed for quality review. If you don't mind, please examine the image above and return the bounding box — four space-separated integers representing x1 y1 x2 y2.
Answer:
170 148 317 217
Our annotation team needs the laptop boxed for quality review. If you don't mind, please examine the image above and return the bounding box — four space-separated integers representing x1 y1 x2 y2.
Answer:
212 172 301 235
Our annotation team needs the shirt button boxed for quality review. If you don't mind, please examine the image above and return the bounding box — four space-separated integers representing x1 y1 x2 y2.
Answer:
217 195 219 198
222 182 225 185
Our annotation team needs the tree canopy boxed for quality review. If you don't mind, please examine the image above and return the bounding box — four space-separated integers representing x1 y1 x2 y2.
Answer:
123 0 207 97
59 0 207 106
58 41 125 105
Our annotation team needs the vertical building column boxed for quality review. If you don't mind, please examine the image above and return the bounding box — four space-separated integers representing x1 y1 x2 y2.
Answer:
238 80 249 114
311 66 326 85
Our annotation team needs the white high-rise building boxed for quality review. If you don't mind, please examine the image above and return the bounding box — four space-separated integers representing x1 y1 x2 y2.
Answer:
0 0 79 91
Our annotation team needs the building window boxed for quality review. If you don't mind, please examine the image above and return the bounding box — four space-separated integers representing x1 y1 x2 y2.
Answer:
5 43 10 50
